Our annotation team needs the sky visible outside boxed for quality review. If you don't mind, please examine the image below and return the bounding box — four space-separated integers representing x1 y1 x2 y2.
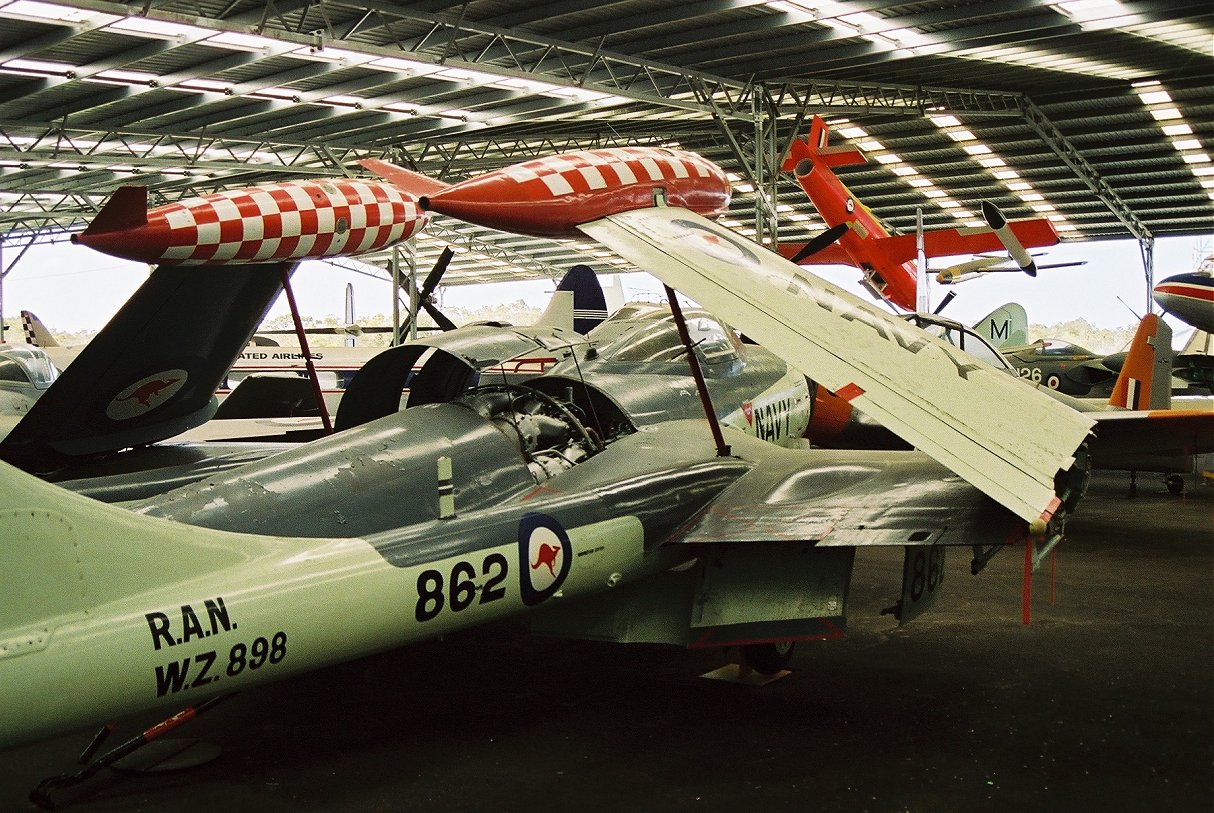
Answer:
1 230 1209 339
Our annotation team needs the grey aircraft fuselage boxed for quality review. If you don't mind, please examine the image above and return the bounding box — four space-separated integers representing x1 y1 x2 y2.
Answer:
131 305 814 537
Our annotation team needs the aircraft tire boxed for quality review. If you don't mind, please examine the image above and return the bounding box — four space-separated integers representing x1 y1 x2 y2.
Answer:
742 641 795 675
1165 474 1185 495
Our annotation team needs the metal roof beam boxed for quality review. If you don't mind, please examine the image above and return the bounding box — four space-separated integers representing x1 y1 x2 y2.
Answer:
764 79 1024 120
1017 97 1153 241
219 0 756 119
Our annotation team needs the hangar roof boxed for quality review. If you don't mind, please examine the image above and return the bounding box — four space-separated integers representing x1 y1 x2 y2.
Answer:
0 0 1211 287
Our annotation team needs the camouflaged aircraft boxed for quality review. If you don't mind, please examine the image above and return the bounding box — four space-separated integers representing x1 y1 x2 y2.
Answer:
0 147 1094 754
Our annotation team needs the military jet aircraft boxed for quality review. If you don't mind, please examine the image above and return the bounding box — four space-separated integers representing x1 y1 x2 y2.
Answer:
1002 338 1124 398
1 147 1093 756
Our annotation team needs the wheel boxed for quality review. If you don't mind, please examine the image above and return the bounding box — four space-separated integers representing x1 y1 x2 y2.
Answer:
742 641 795 675
1165 474 1185 495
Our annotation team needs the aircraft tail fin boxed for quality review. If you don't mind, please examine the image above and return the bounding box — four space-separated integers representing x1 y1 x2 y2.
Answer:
971 303 1028 349
534 264 608 334
20 311 60 348
359 158 451 197
782 115 867 172
80 185 148 235
1109 313 1173 410
1181 328 1211 356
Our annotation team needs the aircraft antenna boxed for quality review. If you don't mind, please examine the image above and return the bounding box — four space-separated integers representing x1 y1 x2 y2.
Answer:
663 286 730 457
567 345 607 445
1116 296 1142 321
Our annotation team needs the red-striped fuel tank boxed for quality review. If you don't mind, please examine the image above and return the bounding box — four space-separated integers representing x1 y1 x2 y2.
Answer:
72 179 427 265
419 147 731 237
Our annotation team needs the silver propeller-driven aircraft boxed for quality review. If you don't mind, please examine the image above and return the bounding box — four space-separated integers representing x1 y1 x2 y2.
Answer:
0 147 1093 756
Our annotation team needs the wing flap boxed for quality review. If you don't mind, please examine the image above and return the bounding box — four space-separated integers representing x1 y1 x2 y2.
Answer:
581 208 1092 525
670 448 1016 547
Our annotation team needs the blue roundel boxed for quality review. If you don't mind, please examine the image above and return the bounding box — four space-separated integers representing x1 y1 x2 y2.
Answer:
518 513 572 606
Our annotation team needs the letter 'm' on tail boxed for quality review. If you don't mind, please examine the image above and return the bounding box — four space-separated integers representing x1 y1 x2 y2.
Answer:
359 159 451 197
1110 314 1173 410
20 311 60 348
80 186 148 235
535 264 608 334
971 303 1028 349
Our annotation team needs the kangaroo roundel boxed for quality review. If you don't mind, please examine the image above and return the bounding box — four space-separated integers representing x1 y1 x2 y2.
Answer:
105 369 189 420
518 513 572 606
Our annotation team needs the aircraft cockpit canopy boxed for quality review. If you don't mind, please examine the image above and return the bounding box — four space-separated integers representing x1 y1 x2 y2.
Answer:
586 304 742 367
0 345 59 390
901 314 1012 372
1036 340 1094 357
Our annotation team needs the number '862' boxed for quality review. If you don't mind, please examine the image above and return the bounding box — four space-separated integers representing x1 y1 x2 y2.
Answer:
415 553 509 622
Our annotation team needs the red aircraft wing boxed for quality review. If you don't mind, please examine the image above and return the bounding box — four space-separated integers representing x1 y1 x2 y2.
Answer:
876 218 1060 266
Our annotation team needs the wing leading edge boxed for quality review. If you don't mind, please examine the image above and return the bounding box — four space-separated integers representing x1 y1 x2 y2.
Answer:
580 207 1093 526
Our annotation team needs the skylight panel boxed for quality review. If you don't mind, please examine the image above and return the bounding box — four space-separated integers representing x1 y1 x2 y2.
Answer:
951 44 1141 80
109 16 208 40
2 57 74 75
204 32 289 52
0 0 117 24
927 114 1078 234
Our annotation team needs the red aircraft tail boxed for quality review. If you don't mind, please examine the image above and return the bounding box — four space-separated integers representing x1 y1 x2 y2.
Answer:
81 186 148 235
783 115 867 173
1109 314 1173 410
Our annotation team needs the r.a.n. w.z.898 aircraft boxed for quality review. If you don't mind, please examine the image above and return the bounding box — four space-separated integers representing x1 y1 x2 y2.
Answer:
0 146 1094 754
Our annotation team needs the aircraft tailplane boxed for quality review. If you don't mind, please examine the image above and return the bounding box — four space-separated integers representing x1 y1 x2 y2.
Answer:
1109 313 1172 410
0 457 252 632
20 310 60 348
0 263 290 472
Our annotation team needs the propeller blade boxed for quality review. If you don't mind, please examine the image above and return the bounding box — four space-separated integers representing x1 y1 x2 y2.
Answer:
789 223 849 264
417 247 455 300
399 246 456 337
933 291 957 315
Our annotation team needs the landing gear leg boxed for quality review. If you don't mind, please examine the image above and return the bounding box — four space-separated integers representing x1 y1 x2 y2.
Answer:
1129 469 1137 497
1165 474 1185 495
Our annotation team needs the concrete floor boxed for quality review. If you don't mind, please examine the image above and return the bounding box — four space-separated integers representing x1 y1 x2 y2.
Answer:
3 470 1211 812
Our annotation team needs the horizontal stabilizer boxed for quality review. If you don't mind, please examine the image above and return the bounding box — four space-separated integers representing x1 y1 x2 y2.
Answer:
359 158 451 197
82 185 147 235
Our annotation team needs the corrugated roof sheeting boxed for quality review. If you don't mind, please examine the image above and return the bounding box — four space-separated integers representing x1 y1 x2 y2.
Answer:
0 0 1209 283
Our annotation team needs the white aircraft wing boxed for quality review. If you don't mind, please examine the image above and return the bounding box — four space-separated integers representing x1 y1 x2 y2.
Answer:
580 207 1093 526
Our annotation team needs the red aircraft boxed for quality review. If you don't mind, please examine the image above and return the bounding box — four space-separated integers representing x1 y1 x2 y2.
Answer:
778 115 1061 312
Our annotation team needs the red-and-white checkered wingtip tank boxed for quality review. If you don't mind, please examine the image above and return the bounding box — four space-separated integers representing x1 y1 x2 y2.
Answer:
76 178 427 265
419 147 731 238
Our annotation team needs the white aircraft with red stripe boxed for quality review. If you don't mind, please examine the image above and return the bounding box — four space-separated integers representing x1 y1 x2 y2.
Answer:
1153 271 1214 333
